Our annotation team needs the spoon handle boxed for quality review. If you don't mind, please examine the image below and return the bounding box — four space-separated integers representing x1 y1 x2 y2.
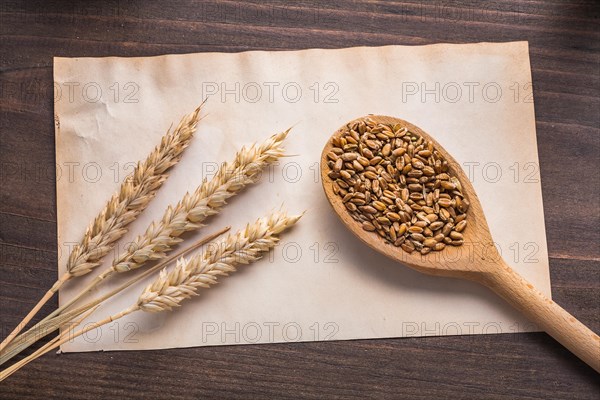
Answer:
479 259 599 373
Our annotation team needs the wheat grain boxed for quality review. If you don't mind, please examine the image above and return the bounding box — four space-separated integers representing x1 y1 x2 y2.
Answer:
327 118 469 255
138 209 302 312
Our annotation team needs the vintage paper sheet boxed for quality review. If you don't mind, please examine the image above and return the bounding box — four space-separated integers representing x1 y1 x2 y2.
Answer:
54 42 550 352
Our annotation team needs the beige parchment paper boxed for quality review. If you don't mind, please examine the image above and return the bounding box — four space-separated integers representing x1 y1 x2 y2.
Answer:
54 42 550 352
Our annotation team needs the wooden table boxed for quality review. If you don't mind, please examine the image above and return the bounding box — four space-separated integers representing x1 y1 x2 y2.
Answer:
1 1 598 398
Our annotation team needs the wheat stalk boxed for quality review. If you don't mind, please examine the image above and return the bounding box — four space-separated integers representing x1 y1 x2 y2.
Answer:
0 209 301 381
0 304 102 382
0 104 204 352
0 227 229 366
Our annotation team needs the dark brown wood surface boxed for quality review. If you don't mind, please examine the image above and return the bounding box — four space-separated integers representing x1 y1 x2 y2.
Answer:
1 1 599 399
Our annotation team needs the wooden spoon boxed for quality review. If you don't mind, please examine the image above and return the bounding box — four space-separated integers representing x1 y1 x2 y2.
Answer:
321 115 599 372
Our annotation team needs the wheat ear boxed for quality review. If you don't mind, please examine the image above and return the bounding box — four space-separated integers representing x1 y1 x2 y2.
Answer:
67 105 203 277
138 209 302 312
0 210 301 381
55 129 289 314
8 130 289 353
0 104 203 352
113 129 290 274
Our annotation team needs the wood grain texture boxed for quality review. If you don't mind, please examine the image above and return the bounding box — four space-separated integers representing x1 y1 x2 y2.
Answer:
1 0 599 398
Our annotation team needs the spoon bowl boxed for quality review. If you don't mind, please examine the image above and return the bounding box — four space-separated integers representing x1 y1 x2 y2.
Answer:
322 115 495 279
321 115 599 372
